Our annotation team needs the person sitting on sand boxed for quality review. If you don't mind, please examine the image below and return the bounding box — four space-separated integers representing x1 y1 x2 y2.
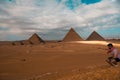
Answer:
106 43 120 66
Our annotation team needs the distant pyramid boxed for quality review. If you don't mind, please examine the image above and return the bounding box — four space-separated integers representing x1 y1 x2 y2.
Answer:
87 31 105 41
24 33 44 45
28 33 44 44
63 28 83 41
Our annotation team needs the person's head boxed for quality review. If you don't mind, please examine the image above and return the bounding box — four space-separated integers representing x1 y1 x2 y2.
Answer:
107 43 113 49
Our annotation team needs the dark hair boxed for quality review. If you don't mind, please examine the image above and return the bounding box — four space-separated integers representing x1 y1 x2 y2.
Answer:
107 43 113 47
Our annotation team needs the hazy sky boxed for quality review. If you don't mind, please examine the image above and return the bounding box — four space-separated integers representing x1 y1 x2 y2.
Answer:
0 0 120 41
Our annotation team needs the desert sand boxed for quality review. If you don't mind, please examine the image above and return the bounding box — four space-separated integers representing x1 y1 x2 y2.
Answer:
0 41 120 80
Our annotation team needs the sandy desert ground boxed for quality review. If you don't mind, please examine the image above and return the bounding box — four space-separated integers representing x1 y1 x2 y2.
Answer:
0 41 120 80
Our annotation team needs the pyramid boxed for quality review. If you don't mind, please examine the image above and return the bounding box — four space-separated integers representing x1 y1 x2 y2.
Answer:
29 33 44 44
87 31 105 41
63 28 83 41
24 33 44 45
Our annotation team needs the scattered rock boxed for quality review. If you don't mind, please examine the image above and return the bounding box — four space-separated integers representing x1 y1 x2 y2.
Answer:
21 59 26 61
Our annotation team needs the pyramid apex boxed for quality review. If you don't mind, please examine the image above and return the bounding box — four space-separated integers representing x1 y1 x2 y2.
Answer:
69 28 75 31
70 27 74 30
30 33 39 38
93 31 97 33
32 33 38 35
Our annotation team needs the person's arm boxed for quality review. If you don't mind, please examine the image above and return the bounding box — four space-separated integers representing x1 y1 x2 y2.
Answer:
107 49 111 54
113 49 118 58
114 53 117 58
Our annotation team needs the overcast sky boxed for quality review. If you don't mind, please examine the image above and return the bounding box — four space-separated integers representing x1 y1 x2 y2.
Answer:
0 0 120 41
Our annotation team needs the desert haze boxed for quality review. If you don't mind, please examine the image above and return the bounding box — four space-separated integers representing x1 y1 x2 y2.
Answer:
0 41 120 80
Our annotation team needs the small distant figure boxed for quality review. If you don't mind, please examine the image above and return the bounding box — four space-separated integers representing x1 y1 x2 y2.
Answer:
106 43 120 67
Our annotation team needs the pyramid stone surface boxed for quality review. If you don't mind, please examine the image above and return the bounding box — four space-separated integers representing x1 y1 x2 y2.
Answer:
87 31 105 41
23 33 44 45
63 28 83 41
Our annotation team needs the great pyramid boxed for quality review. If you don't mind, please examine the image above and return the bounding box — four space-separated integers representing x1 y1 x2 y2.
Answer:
24 33 44 45
87 31 105 41
63 28 83 41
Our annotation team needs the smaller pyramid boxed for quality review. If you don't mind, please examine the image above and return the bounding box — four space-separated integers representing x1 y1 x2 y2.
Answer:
87 31 105 41
63 28 83 41
24 33 44 45
29 33 44 44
